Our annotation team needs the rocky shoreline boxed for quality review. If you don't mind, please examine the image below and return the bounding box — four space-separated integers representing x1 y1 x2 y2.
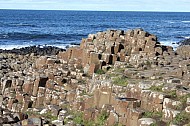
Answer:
178 38 190 46
0 29 190 126
0 46 65 56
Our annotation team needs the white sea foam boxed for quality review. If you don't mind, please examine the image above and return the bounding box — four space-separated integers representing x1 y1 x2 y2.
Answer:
159 41 179 50
181 21 190 23
0 44 79 50
10 23 35 27
168 21 175 24
47 44 67 49
184 36 190 39
0 45 32 50
177 36 190 39
49 44 78 49
164 20 176 24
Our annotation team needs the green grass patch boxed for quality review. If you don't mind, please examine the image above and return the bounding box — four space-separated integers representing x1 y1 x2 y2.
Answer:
113 76 128 86
114 67 125 73
71 110 109 126
95 69 106 75
25 110 38 116
149 85 163 92
108 72 121 78
167 90 177 99
96 110 109 126
42 111 57 121
177 93 190 109
73 112 83 125
179 94 190 104
173 111 190 125
143 111 162 118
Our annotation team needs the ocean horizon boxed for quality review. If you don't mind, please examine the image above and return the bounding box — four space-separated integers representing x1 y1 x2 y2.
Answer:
2 9 190 12
0 9 190 49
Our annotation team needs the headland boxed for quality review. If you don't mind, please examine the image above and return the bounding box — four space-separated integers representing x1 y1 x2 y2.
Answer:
0 29 190 126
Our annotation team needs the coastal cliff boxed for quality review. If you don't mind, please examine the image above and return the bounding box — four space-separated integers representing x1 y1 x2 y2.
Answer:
0 29 190 126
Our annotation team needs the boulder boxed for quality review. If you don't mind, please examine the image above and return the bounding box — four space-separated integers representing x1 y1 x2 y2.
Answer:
163 98 182 110
162 108 180 121
35 56 48 69
51 120 64 126
176 45 190 59
138 118 156 126
106 111 119 126
21 118 42 126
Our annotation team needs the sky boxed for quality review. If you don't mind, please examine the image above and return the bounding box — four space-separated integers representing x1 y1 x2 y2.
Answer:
0 0 190 12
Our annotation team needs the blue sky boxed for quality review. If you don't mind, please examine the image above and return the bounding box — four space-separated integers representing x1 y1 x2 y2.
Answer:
0 0 190 12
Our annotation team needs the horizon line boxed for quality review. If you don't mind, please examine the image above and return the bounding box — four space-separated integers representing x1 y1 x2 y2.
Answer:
0 8 190 13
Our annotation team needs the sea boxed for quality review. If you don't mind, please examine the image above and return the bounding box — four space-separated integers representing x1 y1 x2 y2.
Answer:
0 10 190 50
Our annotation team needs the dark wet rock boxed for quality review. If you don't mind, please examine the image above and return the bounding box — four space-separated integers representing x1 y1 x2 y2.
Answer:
0 46 65 56
177 38 190 45
0 108 27 125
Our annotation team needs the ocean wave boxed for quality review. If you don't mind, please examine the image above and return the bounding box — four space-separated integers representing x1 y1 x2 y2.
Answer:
0 32 86 41
0 35 9 39
9 23 37 27
49 44 78 49
165 26 181 29
89 24 117 29
181 21 190 23
175 36 190 39
159 40 179 49
51 41 80 45
0 43 77 50
163 20 176 24
0 44 32 50
167 21 175 24
0 32 52 40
